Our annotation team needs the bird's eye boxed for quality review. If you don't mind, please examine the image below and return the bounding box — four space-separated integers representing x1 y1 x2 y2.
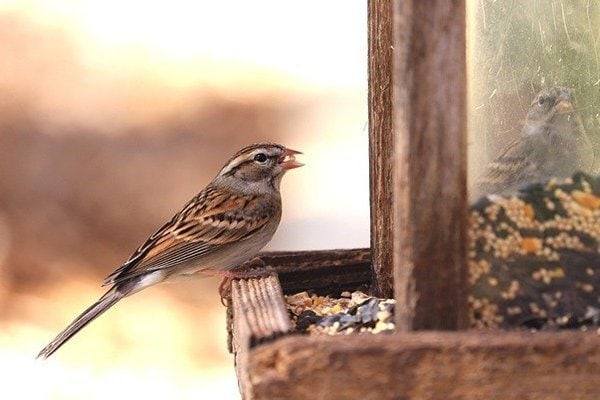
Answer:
253 153 268 163
538 96 546 105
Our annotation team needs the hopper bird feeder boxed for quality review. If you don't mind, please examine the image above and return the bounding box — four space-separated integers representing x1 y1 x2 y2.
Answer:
226 2 600 399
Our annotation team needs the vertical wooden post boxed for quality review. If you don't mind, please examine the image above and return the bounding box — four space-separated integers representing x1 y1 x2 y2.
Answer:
368 0 394 298
369 0 469 327
392 0 469 330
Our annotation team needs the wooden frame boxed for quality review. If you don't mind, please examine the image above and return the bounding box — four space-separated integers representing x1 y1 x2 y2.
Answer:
389 0 468 331
228 251 600 399
226 1 600 399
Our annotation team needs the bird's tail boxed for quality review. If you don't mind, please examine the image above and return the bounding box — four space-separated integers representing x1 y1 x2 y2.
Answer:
37 287 125 360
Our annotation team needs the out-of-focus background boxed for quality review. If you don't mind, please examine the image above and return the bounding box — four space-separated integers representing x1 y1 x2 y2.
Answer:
0 1 368 399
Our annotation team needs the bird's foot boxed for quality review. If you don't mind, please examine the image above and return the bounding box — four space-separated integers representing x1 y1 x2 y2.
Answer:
217 257 277 306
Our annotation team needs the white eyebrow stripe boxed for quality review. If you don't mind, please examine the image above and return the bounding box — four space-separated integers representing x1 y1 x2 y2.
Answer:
219 154 251 176
218 148 279 176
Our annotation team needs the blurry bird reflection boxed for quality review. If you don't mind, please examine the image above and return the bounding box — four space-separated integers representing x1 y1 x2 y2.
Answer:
472 87 594 200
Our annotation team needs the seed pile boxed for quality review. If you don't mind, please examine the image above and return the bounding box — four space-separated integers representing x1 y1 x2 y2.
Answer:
469 173 600 329
286 291 395 335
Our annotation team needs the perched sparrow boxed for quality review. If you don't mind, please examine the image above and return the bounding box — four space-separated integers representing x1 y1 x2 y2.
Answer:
472 87 593 200
37 142 303 359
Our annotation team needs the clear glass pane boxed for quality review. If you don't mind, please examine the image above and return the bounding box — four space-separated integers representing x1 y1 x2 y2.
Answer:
468 0 600 201
467 0 600 330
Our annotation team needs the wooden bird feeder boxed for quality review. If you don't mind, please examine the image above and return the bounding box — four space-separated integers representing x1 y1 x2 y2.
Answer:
226 2 600 399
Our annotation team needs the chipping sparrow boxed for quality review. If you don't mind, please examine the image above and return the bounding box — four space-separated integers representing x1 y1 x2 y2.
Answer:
37 142 303 359
472 87 593 199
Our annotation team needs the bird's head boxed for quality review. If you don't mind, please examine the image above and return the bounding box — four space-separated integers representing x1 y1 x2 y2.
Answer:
525 87 575 130
215 142 303 193
523 87 579 137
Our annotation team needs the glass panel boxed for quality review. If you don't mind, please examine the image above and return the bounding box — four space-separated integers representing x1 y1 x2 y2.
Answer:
467 0 600 330
468 0 600 201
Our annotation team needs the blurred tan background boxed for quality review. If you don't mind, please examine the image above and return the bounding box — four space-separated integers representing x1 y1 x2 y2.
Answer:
0 1 368 399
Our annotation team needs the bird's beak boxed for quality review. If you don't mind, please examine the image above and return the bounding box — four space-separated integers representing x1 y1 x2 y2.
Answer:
555 96 574 114
278 148 304 170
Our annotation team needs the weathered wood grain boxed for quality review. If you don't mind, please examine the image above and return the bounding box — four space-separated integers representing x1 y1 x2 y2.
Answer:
392 0 469 330
230 274 292 398
259 248 371 295
247 332 600 400
368 0 395 299
231 275 291 346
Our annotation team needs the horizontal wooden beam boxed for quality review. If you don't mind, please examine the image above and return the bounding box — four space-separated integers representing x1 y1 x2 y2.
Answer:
247 331 600 400
259 249 371 295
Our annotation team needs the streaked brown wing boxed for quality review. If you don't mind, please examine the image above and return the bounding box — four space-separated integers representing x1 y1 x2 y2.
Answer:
474 139 536 195
103 186 274 285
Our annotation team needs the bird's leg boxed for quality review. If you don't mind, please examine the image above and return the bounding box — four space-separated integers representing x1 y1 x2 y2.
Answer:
217 257 277 305
235 256 267 271
218 277 234 306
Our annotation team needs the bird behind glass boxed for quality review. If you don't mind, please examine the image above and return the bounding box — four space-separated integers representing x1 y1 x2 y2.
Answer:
472 87 593 200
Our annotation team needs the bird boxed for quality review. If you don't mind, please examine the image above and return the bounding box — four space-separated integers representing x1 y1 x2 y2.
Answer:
37 142 303 359
472 87 594 200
